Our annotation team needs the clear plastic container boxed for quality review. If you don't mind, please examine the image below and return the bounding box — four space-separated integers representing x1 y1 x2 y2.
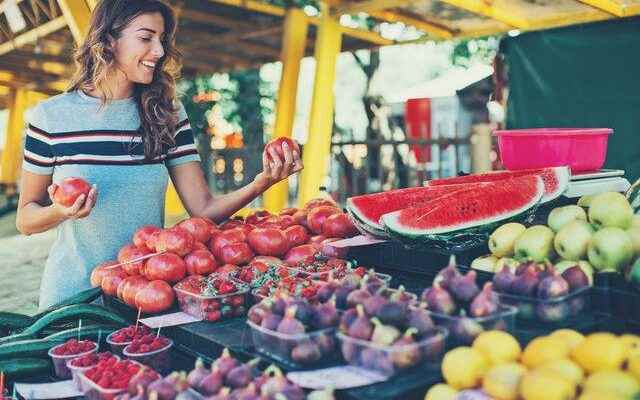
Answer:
106 331 130 357
48 341 98 379
251 277 324 304
247 319 338 368
77 360 143 400
336 327 448 376
494 128 612 172
66 354 120 391
497 286 591 325
427 305 518 346
174 277 250 322
123 338 173 375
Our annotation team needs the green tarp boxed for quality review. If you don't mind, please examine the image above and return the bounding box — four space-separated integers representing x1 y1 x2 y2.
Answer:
504 17 640 181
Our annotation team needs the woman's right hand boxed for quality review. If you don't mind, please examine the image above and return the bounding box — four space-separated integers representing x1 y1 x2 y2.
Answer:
48 184 98 220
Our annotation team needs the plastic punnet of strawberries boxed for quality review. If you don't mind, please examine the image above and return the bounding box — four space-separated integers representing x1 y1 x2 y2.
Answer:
292 257 353 280
125 334 170 354
84 359 142 390
109 325 152 344
51 339 97 356
69 352 118 368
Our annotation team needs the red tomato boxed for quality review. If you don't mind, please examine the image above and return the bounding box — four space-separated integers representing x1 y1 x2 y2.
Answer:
320 238 349 259
322 212 358 238
144 253 187 283
247 228 290 257
210 228 247 259
219 242 254 266
155 228 194 257
90 260 118 287
278 215 295 229
53 177 91 207
304 198 337 210
307 206 340 234
177 218 212 243
310 235 327 246
292 209 309 228
279 207 299 217
264 137 300 161
237 224 255 236
219 219 244 231
118 276 150 307
284 244 319 265
216 264 240 276
117 244 151 276
184 249 218 276
245 210 271 225
135 280 175 314
132 226 161 251
193 241 208 251
146 230 162 253
101 269 128 297
283 225 310 248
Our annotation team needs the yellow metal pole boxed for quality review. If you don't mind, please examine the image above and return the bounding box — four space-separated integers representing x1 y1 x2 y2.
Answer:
263 8 309 212
57 0 93 44
1 88 29 185
298 4 342 207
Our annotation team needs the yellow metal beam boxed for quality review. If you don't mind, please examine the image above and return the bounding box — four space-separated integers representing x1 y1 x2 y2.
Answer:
369 10 454 39
298 4 342 206
0 16 67 56
57 0 93 44
333 0 416 16
263 8 309 212
438 0 524 28
578 0 640 17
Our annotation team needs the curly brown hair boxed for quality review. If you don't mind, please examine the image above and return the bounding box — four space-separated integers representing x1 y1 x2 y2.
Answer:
68 0 182 160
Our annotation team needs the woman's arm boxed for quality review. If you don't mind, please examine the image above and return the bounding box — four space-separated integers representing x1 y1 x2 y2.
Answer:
170 142 302 223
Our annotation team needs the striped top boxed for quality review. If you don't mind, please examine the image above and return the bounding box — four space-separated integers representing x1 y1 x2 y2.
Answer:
23 90 201 310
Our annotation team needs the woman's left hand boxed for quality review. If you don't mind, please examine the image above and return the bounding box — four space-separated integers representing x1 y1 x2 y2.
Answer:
254 140 303 192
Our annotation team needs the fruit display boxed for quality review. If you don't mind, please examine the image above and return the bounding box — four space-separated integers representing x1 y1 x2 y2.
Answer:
123 334 173 374
107 325 153 356
247 296 340 366
310 270 398 310
48 339 98 379
430 329 640 400
421 260 516 344
66 352 120 390
173 274 250 321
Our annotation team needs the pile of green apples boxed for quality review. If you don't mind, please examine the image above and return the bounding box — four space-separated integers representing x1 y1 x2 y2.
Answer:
472 191 640 280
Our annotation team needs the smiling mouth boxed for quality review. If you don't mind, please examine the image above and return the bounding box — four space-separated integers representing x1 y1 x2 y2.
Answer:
141 61 156 70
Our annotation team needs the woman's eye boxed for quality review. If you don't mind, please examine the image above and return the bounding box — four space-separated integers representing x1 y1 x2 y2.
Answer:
140 37 152 42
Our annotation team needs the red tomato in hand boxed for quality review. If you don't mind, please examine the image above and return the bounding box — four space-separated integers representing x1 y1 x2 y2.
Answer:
283 225 310 248
322 213 358 238
247 228 290 257
210 228 247 259
306 206 340 234
53 177 91 207
144 253 187 283
101 269 128 297
155 228 194 257
117 244 151 276
135 280 175 314
132 226 161 251
219 242 254 266
284 244 319 265
90 260 118 287
177 217 212 243
184 249 218 276
118 275 150 307
265 137 300 161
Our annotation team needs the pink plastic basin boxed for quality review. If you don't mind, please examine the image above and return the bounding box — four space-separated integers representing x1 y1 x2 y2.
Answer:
494 128 612 172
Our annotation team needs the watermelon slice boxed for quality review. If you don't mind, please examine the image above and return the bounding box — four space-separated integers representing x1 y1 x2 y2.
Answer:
382 175 544 237
425 166 570 203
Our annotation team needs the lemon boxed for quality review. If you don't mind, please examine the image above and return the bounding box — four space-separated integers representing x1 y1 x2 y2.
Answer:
628 352 640 381
578 390 626 400
519 370 576 400
584 370 640 398
571 332 626 373
441 347 488 390
473 330 522 365
424 384 457 400
482 362 526 400
620 334 640 357
550 329 585 351
538 358 584 386
521 336 570 368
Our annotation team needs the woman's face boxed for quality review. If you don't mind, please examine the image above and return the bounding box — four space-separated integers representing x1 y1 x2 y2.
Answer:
112 12 166 85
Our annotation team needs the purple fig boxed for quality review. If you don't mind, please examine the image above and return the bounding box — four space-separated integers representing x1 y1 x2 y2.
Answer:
537 271 569 299
421 283 457 315
339 307 358 333
434 254 461 290
469 282 499 318
272 293 289 316
203 387 230 400
313 297 339 329
259 365 290 397
371 318 401 345
128 366 161 395
225 358 259 389
449 270 480 303
176 388 202 400
364 270 386 293
493 266 517 293
515 260 538 275
375 301 408 327
561 266 590 291
248 301 270 325
314 332 336 353
346 286 372 308
333 285 352 309
230 383 259 400
291 341 322 365
452 312 484 345
260 312 282 331
347 304 373 340
213 348 240 377
511 265 540 296
147 376 178 400
187 358 208 389
391 328 422 369
363 291 389 316
293 301 316 326
277 306 306 334
408 304 435 336
198 366 224 396
389 285 414 304
315 281 336 303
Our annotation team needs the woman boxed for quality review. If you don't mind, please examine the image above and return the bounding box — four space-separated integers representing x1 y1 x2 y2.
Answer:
16 0 302 310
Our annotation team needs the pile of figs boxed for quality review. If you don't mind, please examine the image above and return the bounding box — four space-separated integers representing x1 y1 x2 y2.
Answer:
420 261 510 345
311 269 399 310
337 296 446 376
492 260 591 322
247 295 340 366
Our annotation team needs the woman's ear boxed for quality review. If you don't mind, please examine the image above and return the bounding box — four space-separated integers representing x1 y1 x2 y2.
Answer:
106 34 117 52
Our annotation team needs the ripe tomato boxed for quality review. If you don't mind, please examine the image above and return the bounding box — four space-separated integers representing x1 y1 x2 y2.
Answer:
193 241 208 251
304 198 337 210
219 242 254 266
284 244 319 266
320 238 349 259
90 260 118 287
177 217 212 243
264 137 300 161
245 210 271 225
310 235 327 246
247 228 290 257
185 249 218 276
53 177 91 207
292 209 309 228
155 227 194 257
278 215 295 229
101 269 128 297
306 206 341 234
145 230 161 253
135 280 175 314
322 212 358 238
283 225 310 248
117 244 151 275
210 228 247 259
216 264 239 276
279 207 299 217
132 226 161 251
118 276 150 307
144 253 187 283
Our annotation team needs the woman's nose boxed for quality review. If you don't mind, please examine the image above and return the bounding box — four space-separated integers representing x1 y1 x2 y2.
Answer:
151 40 165 58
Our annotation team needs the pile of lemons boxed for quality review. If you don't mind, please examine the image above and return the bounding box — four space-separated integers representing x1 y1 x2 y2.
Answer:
425 329 640 400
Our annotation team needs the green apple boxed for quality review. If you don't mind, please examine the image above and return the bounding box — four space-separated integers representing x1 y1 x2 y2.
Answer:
495 257 519 273
577 194 595 209
588 192 633 230
471 255 498 273
587 227 634 272
553 220 594 261
555 260 594 284
547 205 587 232
514 225 556 262
632 215 640 229
627 227 640 256
488 222 526 257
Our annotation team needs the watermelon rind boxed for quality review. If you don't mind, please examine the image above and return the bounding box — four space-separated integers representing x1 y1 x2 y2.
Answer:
346 207 390 239
626 177 640 214
540 166 570 203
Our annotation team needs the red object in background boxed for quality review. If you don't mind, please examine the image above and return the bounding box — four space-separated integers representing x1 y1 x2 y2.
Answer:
405 98 432 163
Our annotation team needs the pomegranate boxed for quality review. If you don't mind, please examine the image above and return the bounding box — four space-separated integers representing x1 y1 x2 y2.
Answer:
145 253 187 283
306 206 341 235
184 249 218 276
132 226 161 251
135 280 175 314
90 260 118 287
322 213 358 238
264 137 300 162
155 228 194 257
117 244 151 276
52 177 91 207
284 244 318 265
247 228 290 257
219 242 254 266
283 225 309 248
101 269 128 297
119 275 150 307
177 217 212 243
210 228 247 259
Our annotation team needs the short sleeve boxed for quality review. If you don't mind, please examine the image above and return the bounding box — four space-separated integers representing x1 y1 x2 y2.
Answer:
22 103 55 175
165 102 201 168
